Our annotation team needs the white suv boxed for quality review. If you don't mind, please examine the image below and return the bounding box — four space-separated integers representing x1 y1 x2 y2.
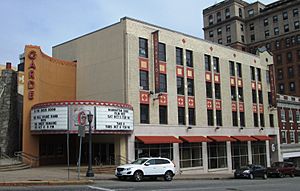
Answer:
115 157 176 181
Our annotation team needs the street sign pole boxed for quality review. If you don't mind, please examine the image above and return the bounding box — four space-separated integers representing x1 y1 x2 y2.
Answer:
77 125 85 180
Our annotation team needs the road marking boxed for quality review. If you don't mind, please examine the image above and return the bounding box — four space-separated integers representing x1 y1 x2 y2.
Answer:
87 185 115 191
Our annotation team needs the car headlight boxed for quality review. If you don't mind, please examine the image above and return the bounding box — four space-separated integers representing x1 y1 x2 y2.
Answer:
125 168 132 171
243 170 250 174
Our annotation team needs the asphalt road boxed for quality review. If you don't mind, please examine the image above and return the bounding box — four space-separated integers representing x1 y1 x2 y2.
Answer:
1 177 300 191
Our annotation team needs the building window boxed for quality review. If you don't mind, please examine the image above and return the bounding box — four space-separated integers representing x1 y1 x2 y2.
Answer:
276 54 282 64
274 27 279 35
273 15 278 22
296 111 300 123
294 21 299 30
140 71 149 90
250 23 254 31
140 104 149 124
248 9 254 17
217 12 221 22
298 50 300 60
213 57 220 73
240 112 245 127
294 8 299 17
264 18 268 26
218 39 223 44
275 40 280 49
252 90 257 103
284 24 289 33
209 15 213 25
205 54 211 71
290 82 296 92
229 61 235 76
226 24 231 32
241 35 245 43
227 36 231 43
139 38 148 58
251 142 266 166
159 74 167 92
257 68 261 81
178 107 185 125
238 87 243 102
269 114 274 127
277 68 283 80
288 67 294 78
206 82 212 98
239 8 243 17
231 86 237 101
237 63 242 78
216 110 222 126
215 83 221 99
250 66 255 80
290 131 295 143
251 34 255 42
209 31 214 38
135 143 173 159
266 43 271 51
225 8 230 19
217 28 222 35
186 50 193 67
179 142 203 168
176 47 183 65
287 52 293 62
281 109 286 122
207 110 214 126
286 38 290 47
254 113 259 127
187 79 194 96
159 106 168 124
158 42 166 62
177 77 184 95
208 142 227 169
231 142 248 170
279 84 285 94
292 36 296 45
281 131 287 143
283 11 288 20
264 30 270 38
232 111 238 126
189 108 196 125
260 113 265 127
289 110 293 122
240 24 244 31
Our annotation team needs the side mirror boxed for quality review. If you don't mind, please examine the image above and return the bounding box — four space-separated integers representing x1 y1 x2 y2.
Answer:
144 162 150 166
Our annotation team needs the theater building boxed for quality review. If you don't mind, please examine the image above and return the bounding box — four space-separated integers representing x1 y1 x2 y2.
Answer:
23 17 280 173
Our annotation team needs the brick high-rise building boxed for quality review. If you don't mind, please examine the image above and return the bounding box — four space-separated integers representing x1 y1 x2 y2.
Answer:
203 0 300 96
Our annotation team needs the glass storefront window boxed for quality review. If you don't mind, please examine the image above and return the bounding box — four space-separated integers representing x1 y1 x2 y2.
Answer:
251 141 266 166
231 142 248 169
135 143 173 160
208 142 227 169
179 142 203 168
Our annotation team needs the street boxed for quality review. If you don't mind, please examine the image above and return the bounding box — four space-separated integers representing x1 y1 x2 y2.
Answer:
1 177 300 191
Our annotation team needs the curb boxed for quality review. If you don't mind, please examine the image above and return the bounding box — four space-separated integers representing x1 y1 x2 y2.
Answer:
0 180 94 186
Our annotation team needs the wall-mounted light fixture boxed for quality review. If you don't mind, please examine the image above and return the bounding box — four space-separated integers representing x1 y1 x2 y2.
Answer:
215 126 220 131
239 127 244 131
259 127 264 131
187 126 193 130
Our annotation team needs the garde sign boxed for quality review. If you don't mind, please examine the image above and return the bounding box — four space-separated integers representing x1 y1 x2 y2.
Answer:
31 106 68 130
96 106 133 130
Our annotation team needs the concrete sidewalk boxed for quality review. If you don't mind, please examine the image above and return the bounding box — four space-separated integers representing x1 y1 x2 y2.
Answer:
0 166 233 186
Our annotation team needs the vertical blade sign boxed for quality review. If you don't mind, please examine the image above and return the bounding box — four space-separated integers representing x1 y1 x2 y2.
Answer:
152 30 160 93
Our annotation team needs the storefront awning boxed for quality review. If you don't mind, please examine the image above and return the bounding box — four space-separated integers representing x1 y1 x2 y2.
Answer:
231 136 257 141
179 136 212 143
207 136 236 142
251 135 273 141
135 136 183 144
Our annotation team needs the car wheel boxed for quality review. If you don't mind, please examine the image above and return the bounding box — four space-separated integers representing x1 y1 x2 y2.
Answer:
290 173 295 178
133 171 143 182
279 173 284 178
262 173 268 179
164 171 173 181
249 174 254 179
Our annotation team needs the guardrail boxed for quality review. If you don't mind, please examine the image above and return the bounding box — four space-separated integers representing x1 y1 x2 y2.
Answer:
14 151 39 167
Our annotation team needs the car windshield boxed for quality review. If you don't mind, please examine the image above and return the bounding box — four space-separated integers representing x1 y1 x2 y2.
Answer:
131 158 148 165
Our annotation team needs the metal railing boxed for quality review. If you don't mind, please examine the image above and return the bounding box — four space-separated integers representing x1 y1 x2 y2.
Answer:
14 151 39 167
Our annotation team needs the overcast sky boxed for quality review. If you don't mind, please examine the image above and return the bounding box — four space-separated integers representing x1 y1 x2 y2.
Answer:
1 0 274 66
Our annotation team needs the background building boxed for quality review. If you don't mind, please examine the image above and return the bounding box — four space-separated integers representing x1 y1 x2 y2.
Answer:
50 17 280 173
203 0 300 96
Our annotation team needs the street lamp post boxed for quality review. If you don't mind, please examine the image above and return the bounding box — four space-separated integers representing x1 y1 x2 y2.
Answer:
86 112 94 177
